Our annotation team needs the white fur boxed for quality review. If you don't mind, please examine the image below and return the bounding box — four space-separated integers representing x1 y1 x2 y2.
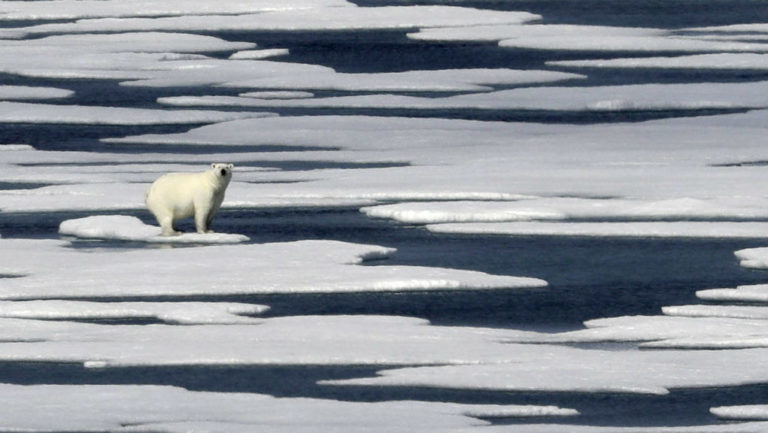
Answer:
146 163 233 236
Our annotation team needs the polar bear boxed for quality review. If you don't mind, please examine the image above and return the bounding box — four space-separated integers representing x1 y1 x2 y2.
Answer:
146 163 234 236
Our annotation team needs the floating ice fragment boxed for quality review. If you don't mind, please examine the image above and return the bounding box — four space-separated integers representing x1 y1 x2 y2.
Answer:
0 85 73 100
0 0 352 20
0 300 268 324
361 201 565 224
0 383 579 433
550 53 768 70
410 24 768 52
166 81 768 111
229 49 290 60
14 7 540 35
239 91 314 99
712 405 768 420
663 305 768 320
0 238 545 299
0 101 269 125
426 221 768 238
698 284 768 303
58 215 250 244
735 248 768 269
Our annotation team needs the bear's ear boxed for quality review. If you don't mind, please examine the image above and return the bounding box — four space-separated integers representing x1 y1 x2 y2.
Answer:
227 164 234 169
211 163 217 168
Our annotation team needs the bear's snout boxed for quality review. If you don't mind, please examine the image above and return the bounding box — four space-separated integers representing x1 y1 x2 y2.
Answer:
220 169 228 176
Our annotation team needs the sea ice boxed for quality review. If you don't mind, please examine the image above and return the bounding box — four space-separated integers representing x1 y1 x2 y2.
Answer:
0 101 268 125
0 237 546 299
323 344 768 395
13 7 540 35
663 305 768 320
426 221 768 238
712 405 768 420
0 85 73 100
409 24 768 52
734 247 768 269
550 53 768 70
0 300 268 324
59 215 250 244
697 284 768 303
0 0 352 20
228 48 290 60
0 383 577 433
169 81 768 111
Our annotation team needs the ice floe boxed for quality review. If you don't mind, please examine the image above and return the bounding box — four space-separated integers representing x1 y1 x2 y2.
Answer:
0 238 546 299
550 53 768 70
0 0 351 20
663 305 768 320
409 24 768 52
217 68 585 92
165 81 768 111
0 85 73 100
12 7 540 36
0 101 268 125
0 383 577 433
735 247 768 269
323 344 768 395
712 405 768 420
697 284 768 303
59 215 250 244
228 48 290 60
0 300 268 324
426 221 768 238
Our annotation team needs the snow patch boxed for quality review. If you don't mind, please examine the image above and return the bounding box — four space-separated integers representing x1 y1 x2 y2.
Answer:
59 215 250 244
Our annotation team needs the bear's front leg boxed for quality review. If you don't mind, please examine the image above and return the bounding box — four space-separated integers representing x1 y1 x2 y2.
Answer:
194 208 209 234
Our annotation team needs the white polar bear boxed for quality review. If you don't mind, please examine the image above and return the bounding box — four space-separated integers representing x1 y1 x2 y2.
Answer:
146 163 234 236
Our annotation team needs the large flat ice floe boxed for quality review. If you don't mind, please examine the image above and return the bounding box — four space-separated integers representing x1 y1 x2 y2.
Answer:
59 215 250 244
0 300 268 325
409 24 768 52
0 384 578 433
12 6 540 36
0 101 268 125
166 81 768 112
0 237 546 299
426 221 768 238
550 53 768 70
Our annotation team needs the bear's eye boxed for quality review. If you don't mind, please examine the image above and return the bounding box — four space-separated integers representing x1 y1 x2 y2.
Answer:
220 168 227 176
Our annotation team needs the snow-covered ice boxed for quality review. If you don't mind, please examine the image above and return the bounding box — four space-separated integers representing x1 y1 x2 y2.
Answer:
426 221 768 238
0 383 578 433
0 300 268 325
165 81 768 111
550 53 768 70
409 24 768 52
59 215 250 244
734 247 768 269
0 237 546 299
12 7 540 35
0 85 73 100
0 101 268 125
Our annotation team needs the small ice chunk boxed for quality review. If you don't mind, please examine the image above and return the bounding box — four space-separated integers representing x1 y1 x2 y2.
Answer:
239 91 314 99
0 85 73 100
663 305 768 320
697 284 768 302
711 405 768 420
735 248 768 269
58 215 250 244
229 48 290 60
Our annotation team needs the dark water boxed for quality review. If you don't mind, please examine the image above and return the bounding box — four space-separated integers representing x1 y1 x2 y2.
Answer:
2 0 768 428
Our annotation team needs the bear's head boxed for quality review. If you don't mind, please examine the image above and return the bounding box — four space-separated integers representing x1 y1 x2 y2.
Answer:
211 163 234 182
